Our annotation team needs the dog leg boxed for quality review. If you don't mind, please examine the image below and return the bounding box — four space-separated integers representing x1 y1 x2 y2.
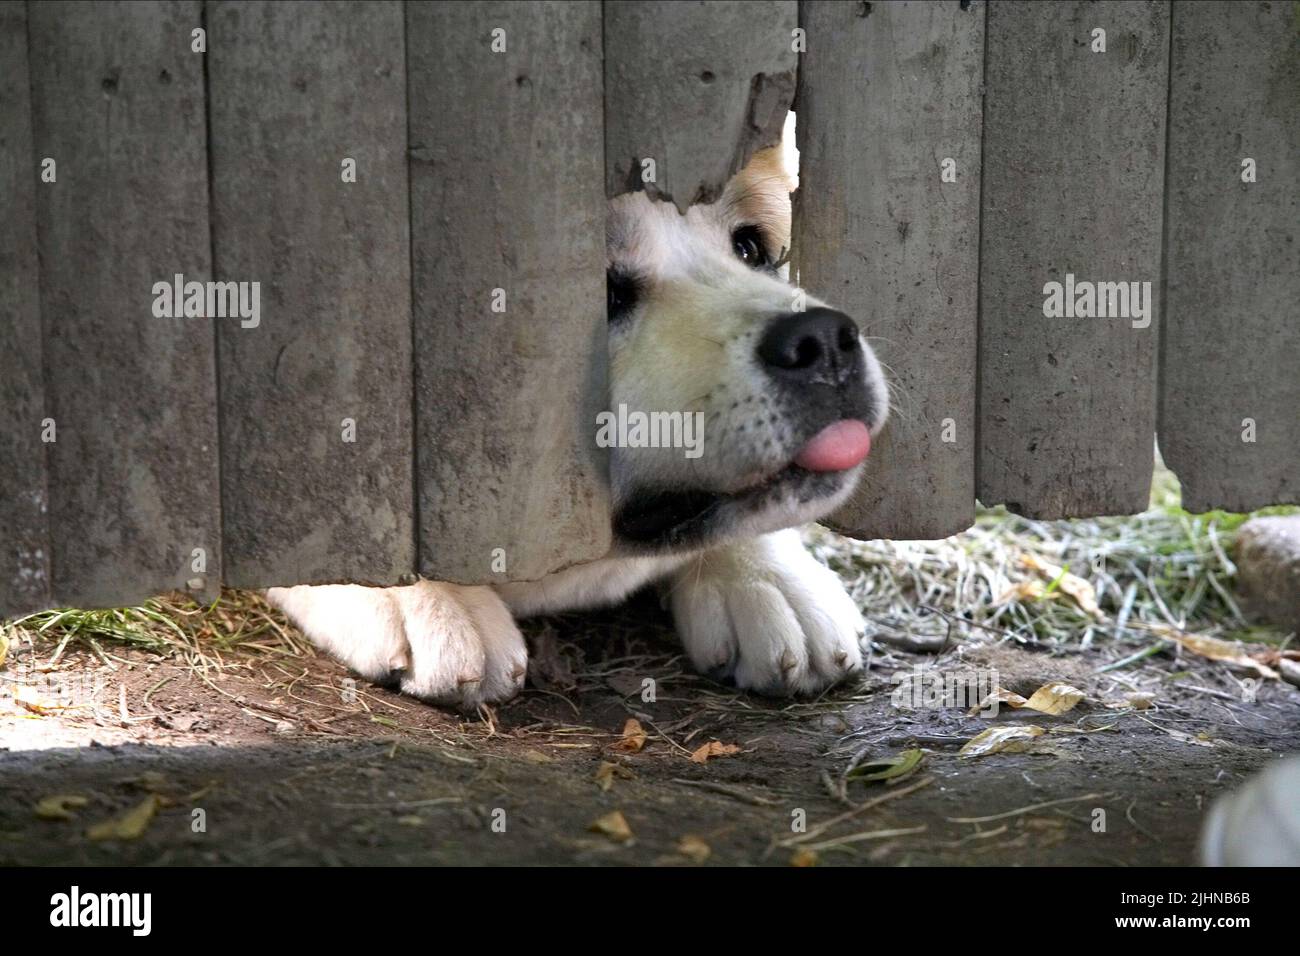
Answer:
266 581 527 710
666 528 866 695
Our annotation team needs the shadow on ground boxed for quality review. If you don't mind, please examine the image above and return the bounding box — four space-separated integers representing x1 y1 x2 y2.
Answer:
3 592 1297 865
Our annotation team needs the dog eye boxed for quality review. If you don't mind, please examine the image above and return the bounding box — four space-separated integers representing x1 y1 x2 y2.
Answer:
731 226 770 268
607 269 638 323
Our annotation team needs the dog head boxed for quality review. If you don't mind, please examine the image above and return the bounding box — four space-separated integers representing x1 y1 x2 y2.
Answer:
603 147 889 554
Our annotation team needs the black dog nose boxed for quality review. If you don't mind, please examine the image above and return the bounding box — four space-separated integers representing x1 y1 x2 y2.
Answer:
757 308 862 384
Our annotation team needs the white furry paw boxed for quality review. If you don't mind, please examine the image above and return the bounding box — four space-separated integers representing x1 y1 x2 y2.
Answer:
265 581 527 710
667 529 866 696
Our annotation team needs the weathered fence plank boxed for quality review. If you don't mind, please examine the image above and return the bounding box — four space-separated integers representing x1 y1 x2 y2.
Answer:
795 0 985 541
407 1 610 583
208 1 415 588
27 0 221 608
0 3 50 617
1159 0 1300 512
604 0 798 211
977 0 1168 518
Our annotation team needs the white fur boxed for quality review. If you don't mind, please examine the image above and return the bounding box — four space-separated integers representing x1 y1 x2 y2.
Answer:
666 529 866 694
267 146 887 709
267 581 526 709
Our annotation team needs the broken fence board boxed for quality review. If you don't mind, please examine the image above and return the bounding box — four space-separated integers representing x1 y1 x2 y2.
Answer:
604 0 798 211
795 0 986 541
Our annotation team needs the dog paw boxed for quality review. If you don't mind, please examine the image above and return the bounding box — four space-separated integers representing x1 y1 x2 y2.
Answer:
667 529 865 696
266 581 527 710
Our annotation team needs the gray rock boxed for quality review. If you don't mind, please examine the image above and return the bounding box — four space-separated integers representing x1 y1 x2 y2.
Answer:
1234 515 1300 634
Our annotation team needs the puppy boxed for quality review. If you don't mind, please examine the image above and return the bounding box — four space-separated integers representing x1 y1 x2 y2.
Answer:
268 147 889 709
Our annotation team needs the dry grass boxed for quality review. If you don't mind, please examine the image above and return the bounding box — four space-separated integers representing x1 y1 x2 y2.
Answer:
3 589 309 675
4 459 1294 688
809 460 1296 671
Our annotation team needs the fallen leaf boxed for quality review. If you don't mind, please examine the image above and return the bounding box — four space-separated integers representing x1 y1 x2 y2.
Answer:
790 848 818 867
86 796 161 841
1022 682 1086 716
1020 554 1104 619
594 761 633 792
0 630 9 669
1153 626 1280 680
613 718 647 754
676 835 711 863
588 810 633 843
958 725 1045 758
972 682 1085 717
690 740 741 764
520 749 554 765
13 685 68 714
848 748 924 783
35 795 89 822
969 686 1028 715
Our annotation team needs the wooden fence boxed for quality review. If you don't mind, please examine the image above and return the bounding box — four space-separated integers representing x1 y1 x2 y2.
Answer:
2 0 1296 616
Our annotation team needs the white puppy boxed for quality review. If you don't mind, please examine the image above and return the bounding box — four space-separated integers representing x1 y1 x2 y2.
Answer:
268 148 888 709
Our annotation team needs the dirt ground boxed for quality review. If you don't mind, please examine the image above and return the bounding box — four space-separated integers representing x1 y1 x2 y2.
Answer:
2 590 1297 866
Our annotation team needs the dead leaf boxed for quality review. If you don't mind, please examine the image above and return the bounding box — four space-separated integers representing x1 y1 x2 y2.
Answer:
0 630 9 669
676 835 711 863
35 795 89 822
1020 554 1104 619
594 761 633 792
1153 626 1280 680
848 748 924 783
1022 682 1086 715
969 686 1028 715
959 725 1046 758
972 682 1085 717
86 796 161 842
588 810 633 843
520 749 554 765
690 740 741 764
790 848 818 867
613 718 648 754
13 685 68 714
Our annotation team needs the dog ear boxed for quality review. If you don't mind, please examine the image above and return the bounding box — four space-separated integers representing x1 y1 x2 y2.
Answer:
727 146 794 254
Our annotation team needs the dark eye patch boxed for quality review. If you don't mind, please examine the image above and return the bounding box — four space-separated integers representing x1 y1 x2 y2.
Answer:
607 268 639 324
731 225 771 269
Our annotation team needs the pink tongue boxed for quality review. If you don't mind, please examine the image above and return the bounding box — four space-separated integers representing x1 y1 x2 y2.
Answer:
794 420 872 472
